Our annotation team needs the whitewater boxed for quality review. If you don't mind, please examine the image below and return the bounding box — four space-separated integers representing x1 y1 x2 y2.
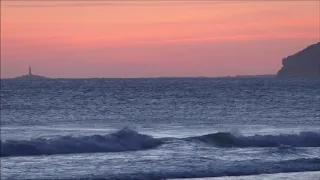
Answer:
1 78 320 180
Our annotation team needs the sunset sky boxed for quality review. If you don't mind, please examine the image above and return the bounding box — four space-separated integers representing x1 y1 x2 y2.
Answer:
1 1 319 78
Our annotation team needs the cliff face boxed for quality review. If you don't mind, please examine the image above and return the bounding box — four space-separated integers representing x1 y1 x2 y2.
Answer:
277 42 320 77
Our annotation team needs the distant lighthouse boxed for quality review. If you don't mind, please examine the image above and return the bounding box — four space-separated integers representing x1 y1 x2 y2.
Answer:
13 66 48 79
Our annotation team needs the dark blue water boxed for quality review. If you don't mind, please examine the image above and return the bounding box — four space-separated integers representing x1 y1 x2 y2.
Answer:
1 78 320 180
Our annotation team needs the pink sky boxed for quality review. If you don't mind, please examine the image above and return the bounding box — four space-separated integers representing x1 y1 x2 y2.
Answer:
1 1 319 78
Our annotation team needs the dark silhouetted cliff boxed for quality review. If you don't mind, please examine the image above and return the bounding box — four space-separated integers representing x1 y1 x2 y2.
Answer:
277 42 320 77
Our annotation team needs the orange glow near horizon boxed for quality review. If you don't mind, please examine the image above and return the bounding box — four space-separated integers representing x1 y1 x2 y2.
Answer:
1 1 319 78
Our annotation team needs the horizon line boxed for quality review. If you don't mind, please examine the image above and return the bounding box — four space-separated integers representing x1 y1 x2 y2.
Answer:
1 74 277 80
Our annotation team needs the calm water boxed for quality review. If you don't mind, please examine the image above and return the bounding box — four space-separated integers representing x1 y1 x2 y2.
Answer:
1 78 320 180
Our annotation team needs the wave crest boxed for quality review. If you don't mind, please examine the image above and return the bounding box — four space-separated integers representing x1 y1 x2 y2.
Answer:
2 129 319 157
0 127 163 157
188 131 320 147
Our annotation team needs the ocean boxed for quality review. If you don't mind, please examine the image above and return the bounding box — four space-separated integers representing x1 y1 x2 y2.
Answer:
1 78 320 180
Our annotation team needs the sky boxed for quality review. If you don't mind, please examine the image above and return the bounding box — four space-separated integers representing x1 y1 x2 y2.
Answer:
1 1 319 78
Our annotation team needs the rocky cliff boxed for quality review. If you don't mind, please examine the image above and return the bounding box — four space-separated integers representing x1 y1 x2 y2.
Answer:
277 42 320 77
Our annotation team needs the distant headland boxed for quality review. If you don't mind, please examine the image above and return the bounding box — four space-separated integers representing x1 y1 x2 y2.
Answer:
6 42 320 80
277 42 320 77
13 67 49 80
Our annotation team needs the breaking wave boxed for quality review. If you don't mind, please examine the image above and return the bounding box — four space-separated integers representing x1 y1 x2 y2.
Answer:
0 127 163 157
187 131 320 147
1 129 320 157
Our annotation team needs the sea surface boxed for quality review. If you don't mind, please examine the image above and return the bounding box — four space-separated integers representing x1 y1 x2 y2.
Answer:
1 78 320 180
